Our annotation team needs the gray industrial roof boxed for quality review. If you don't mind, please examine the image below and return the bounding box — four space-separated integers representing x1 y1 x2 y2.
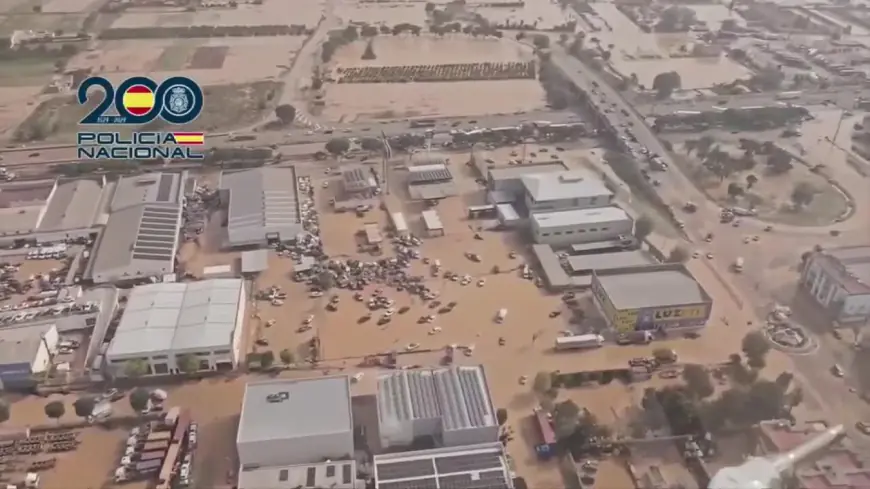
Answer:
237 376 353 444
567 250 651 273
221 168 302 248
522 170 612 203
409 164 453 185
88 203 181 283
374 443 510 489
595 266 709 310
110 173 183 212
378 366 496 432
38 179 104 231
106 279 243 357
241 249 269 274
532 206 630 229
342 166 378 193
487 161 567 182
0 323 56 366
531 244 593 290
421 210 443 231
817 246 870 294
408 182 458 200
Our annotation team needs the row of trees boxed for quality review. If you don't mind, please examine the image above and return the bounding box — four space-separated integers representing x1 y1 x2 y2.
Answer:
98 25 312 40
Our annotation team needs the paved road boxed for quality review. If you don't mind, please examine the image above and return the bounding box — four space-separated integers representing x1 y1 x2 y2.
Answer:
0 111 581 166
636 88 870 116
550 47 870 435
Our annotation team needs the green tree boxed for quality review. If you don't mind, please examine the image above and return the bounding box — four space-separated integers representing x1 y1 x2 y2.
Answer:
72 396 96 420
552 399 581 440
745 173 759 189
260 350 275 368
532 371 553 397
640 387 667 430
0 399 10 424
316 271 335 291
496 408 508 426
176 354 199 374
767 150 793 174
634 214 654 241
325 138 351 156
274 104 296 125
532 34 550 49
652 71 681 98
279 348 295 366
791 181 816 208
667 245 690 263
682 364 714 399
44 401 65 423
775 372 794 390
129 388 151 413
727 182 745 198
361 39 376 60
742 331 770 362
124 359 149 377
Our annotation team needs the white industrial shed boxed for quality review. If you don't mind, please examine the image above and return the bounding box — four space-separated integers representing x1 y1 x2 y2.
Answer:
105 279 245 376
377 366 498 450
531 206 633 246
374 443 513 489
522 170 613 214
237 376 354 467
220 168 303 249
0 323 58 390
88 172 186 284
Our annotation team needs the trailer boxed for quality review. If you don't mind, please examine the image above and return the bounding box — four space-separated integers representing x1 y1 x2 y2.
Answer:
554 334 605 351
171 412 190 444
140 451 165 462
136 459 162 472
141 441 170 453
146 431 171 442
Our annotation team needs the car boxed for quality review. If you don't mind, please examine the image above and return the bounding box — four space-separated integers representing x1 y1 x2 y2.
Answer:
303 315 314 325
832 364 845 377
405 343 420 351
322 181 329 188
856 422 870 435
706 252 714 259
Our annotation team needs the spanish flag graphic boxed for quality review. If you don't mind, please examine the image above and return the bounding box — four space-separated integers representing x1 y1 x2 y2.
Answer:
171 132 205 145
121 84 156 116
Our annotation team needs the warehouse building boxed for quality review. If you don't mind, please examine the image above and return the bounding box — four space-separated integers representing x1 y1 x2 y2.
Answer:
422 210 444 237
407 164 457 200
531 206 633 246
0 323 58 390
37 178 106 233
522 170 613 214
567 250 653 275
241 249 269 276
377 366 498 450
374 443 513 489
485 161 567 197
105 279 245 375
342 166 378 197
88 173 184 284
800 246 870 326
220 168 302 249
238 460 361 489
591 264 712 334
237 376 354 467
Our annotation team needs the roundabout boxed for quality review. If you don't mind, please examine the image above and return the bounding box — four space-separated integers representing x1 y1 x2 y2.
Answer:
764 320 819 356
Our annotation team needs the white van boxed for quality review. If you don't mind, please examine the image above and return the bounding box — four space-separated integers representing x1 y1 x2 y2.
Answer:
733 257 744 273
495 308 507 323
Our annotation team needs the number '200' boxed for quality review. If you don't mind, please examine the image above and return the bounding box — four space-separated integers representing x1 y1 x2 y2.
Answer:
77 76 203 125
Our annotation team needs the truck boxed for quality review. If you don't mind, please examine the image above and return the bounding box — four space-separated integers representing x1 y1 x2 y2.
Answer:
146 431 171 442
495 308 508 323
732 257 744 273
141 441 170 453
554 334 605 351
121 450 165 466
409 119 436 128
114 460 161 483
776 91 802 101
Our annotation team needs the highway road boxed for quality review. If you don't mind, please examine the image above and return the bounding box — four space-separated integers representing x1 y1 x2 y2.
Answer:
550 47 870 435
0 111 581 166
636 88 870 116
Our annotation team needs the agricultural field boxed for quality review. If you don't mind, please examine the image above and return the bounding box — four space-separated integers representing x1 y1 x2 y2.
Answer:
0 13 87 36
470 0 575 31
322 36 545 121
335 1 428 26
65 37 305 85
109 0 323 29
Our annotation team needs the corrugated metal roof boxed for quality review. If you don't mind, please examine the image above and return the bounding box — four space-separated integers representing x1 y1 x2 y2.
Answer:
596 267 708 310
377 366 496 432
106 279 243 357
531 206 630 229
221 168 303 247
241 249 269 273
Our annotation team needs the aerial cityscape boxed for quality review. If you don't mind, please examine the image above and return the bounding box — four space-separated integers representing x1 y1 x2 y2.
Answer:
0 0 868 487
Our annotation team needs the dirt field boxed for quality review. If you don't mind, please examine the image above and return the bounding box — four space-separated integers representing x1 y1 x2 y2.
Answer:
612 56 752 90
333 37 535 67
470 0 574 31
66 37 305 85
335 2 428 25
110 0 323 29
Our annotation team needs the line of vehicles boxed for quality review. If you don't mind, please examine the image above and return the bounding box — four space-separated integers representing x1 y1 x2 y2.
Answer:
25 245 68 260
115 407 196 487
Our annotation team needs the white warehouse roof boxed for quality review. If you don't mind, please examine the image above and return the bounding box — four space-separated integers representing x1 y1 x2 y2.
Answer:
220 168 303 247
521 170 612 203
378 366 496 432
237 376 353 444
374 443 512 489
532 206 630 229
106 279 244 357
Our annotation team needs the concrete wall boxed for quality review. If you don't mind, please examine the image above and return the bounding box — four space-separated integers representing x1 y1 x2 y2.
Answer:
238 430 354 467
524 193 613 214
442 425 499 448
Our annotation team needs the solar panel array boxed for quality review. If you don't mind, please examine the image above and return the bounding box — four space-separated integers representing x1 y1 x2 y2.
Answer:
435 368 492 431
132 204 180 261
376 450 509 489
409 168 453 185
343 167 375 191
156 173 176 202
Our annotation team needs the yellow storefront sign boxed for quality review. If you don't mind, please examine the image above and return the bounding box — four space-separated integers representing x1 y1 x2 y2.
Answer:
611 305 708 333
